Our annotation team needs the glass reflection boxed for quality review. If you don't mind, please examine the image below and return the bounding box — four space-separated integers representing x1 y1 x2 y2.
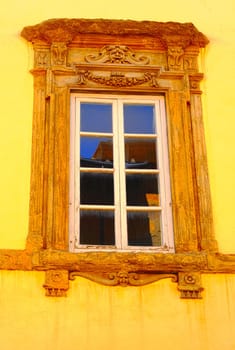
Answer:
80 103 112 133
127 211 162 246
126 174 159 206
124 139 157 169
80 137 113 168
80 210 115 245
124 104 155 134
80 172 114 205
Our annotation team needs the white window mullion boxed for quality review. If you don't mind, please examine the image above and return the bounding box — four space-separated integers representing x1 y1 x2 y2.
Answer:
118 100 128 249
112 100 122 249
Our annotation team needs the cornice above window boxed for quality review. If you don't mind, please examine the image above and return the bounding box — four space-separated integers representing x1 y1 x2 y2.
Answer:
21 18 209 49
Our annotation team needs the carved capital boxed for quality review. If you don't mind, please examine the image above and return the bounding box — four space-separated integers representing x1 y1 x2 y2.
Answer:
51 42 67 66
43 270 69 296
34 45 50 68
167 46 184 71
178 272 203 299
184 47 199 72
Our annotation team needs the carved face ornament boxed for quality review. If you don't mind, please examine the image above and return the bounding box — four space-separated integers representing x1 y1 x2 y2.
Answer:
108 45 128 63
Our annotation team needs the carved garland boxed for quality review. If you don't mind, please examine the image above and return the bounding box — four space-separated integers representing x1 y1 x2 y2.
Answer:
76 70 159 87
0 18 234 298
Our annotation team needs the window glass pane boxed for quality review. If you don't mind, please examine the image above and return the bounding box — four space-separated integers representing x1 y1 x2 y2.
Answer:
126 174 160 206
80 210 115 245
125 139 157 169
124 104 155 134
80 172 114 205
80 103 112 132
127 211 162 246
80 137 113 168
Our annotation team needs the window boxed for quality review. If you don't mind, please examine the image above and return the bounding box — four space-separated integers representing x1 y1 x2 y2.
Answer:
20 18 220 297
69 95 174 251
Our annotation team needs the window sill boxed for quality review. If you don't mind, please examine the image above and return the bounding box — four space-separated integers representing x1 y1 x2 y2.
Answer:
71 246 175 253
1 248 235 298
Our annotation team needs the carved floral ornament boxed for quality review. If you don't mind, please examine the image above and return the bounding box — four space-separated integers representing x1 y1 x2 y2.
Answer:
0 18 234 298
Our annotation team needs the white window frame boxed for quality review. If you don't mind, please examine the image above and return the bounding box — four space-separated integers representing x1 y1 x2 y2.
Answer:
69 93 174 252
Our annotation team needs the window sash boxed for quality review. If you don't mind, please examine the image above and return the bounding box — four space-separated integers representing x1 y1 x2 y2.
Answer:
69 94 174 252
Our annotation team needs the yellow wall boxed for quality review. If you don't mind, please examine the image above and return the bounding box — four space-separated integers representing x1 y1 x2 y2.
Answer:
1 1 235 349
1 271 235 350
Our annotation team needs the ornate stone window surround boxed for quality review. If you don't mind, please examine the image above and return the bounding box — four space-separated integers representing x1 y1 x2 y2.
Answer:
1 18 235 298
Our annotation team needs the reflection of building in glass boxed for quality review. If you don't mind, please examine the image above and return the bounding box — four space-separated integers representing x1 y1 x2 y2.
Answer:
80 140 161 246
91 140 156 167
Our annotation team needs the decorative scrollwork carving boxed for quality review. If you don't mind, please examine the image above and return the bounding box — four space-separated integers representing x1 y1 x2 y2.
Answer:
85 45 150 65
76 70 159 87
69 271 177 287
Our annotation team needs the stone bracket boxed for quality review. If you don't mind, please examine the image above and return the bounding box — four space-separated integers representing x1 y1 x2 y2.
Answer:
43 270 69 297
177 272 203 299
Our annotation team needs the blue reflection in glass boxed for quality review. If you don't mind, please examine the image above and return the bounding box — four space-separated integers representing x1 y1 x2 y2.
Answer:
124 104 155 134
81 103 112 133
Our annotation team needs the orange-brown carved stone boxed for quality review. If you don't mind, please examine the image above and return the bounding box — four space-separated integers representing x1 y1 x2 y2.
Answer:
43 270 69 296
21 19 209 48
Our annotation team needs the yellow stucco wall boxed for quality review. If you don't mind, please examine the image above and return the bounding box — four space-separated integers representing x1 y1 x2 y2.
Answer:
0 1 235 349
0 271 235 350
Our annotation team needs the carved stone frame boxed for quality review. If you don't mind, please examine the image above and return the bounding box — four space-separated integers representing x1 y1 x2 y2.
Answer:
1 18 234 298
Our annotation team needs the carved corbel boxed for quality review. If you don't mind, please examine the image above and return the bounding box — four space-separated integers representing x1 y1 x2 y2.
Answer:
188 73 204 92
177 272 203 299
167 46 184 71
51 42 67 66
43 270 69 296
